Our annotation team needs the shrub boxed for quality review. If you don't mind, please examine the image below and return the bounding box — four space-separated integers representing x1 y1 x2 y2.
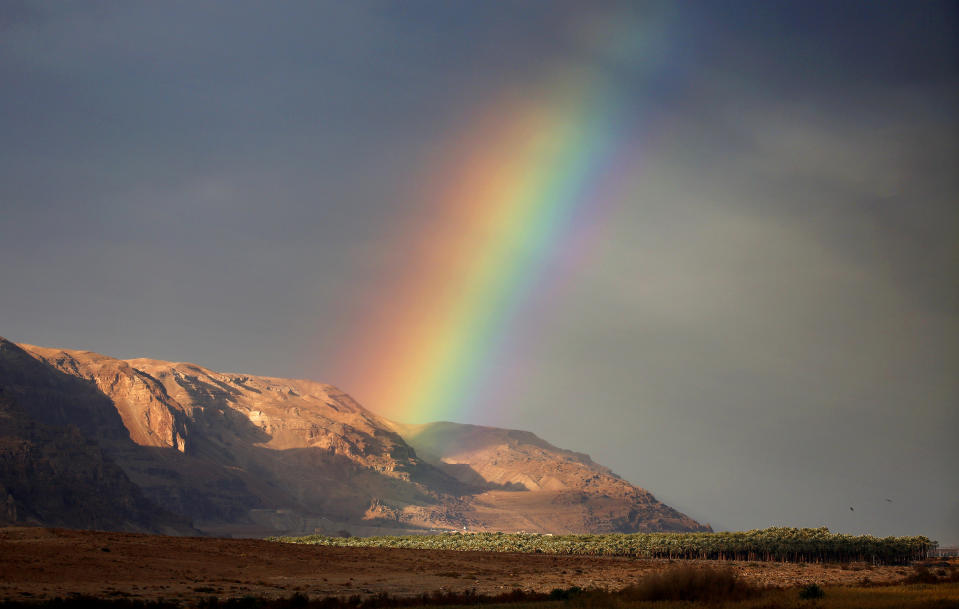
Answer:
621 565 757 602
548 587 582 600
904 565 940 584
798 583 825 599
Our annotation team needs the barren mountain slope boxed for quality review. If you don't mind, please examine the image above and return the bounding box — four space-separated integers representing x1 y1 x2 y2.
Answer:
396 422 709 533
15 341 464 534
1 338 708 535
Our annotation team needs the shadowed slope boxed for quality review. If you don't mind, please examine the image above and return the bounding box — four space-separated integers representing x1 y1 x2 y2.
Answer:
0 340 193 534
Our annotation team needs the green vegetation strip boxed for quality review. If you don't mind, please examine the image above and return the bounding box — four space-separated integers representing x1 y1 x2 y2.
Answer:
271 527 934 564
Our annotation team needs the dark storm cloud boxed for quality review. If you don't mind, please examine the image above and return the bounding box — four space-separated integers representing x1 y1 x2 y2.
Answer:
499 16 959 541
1 2 956 543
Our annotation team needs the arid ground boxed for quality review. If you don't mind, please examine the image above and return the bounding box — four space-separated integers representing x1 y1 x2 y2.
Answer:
0 527 943 603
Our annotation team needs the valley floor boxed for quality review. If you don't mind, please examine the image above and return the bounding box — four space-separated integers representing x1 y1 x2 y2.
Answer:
0 527 955 606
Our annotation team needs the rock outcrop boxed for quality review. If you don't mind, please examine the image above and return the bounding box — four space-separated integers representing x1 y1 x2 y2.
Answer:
0 337 709 536
0 342 193 534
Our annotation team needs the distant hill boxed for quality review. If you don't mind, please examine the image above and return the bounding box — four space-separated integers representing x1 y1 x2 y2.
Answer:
0 337 709 536
395 421 705 532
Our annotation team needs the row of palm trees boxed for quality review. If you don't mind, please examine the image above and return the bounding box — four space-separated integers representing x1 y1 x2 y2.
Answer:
275 527 935 565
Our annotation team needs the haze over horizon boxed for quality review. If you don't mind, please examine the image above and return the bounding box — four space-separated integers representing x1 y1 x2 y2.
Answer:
2 2 957 544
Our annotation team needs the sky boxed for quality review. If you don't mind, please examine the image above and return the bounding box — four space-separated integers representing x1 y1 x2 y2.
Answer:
1 1 957 544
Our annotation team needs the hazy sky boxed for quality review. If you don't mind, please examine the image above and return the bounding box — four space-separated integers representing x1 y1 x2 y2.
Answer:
2 2 957 544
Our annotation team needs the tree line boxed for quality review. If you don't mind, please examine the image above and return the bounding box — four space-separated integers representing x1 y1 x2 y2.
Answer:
273 527 935 564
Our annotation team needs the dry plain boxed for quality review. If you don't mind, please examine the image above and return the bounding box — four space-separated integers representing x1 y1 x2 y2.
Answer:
1 527 950 604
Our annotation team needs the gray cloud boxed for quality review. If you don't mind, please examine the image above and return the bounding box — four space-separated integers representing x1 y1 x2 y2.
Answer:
496 79 958 543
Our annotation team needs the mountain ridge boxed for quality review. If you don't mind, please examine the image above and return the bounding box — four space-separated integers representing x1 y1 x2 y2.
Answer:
0 337 709 536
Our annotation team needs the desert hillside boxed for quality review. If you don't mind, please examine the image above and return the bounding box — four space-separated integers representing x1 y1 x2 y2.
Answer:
397 422 705 532
0 337 708 536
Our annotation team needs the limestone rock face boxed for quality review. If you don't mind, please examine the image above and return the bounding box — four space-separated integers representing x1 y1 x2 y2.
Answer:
24 347 191 453
0 337 709 536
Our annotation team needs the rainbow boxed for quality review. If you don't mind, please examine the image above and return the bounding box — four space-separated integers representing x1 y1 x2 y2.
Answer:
329 15 673 423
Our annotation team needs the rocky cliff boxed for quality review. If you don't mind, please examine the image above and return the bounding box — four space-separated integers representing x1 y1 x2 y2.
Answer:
0 341 193 534
0 337 708 536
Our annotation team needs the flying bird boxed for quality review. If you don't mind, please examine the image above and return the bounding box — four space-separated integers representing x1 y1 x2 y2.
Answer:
885 498 893 502
850 507 854 511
